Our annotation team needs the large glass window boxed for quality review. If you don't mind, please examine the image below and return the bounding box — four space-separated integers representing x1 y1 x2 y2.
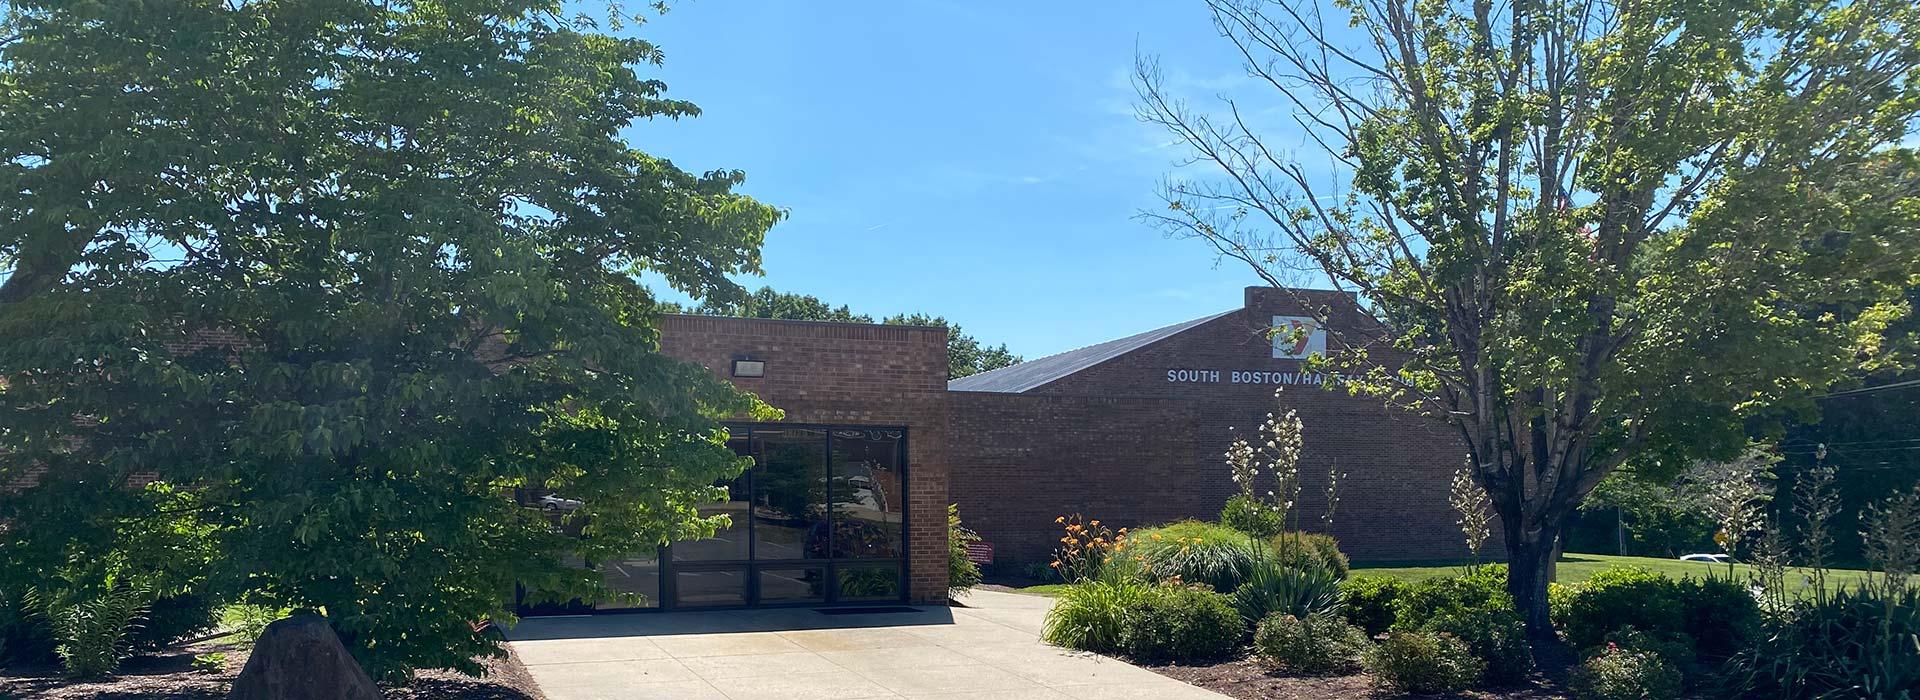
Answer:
675 569 747 607
532 424 906 612
598 549 662 610
829 429 904 558
752 429 829 561
673 471 750 562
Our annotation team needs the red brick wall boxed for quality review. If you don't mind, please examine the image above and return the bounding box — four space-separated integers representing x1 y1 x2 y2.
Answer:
655 314 952 604
949 288 1476 563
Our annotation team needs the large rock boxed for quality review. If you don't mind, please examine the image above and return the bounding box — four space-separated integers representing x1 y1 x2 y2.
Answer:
227 614 381 700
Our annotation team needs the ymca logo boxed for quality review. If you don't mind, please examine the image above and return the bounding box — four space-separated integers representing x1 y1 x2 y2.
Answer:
1270 316 1327 360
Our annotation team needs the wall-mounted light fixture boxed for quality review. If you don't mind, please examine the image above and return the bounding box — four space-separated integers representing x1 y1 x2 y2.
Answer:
731 359 766 378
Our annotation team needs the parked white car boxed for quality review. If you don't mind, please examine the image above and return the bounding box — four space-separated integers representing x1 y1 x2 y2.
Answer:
538 494 585 512
1679 553 1732 564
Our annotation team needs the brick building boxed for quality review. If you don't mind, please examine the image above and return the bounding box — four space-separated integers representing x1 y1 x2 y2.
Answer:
946 287 1468 564
624 286 1470 613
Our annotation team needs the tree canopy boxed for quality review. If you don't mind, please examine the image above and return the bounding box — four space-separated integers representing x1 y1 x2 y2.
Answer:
0 0 778 679
691 286 1023 379
1142 0 1920 631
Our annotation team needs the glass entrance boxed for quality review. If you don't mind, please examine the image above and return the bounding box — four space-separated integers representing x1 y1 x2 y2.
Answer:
667 425 908 608
518 423 908 613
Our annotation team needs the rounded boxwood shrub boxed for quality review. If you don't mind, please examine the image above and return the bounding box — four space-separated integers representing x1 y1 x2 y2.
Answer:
1553 567 1686 650
1270 532 1349 578
1675 576 1759 661
1129 521 1257 592
1393 570 1532 685
1342 576 1407 635
1364 629 1483 693
1572 644 1683 700
1119 584 1242 663
1255 613 1370 675
1422 604 1534 685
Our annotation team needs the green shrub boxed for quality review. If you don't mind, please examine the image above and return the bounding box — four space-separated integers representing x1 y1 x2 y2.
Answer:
1422 604 1534 685
1731 584 1920 699
1393 570 1532 685
948 505 983 599
1254 613 1370 675
1130 521 1257 592
1042 577 1154 653
1554 567 1686 651
1119 585 1242 663
33 584 150 678
0 589 56 665
219 604 288 645
1601 627 1695 669
1572 644 1683 700
1364 629 1483 693
1233 547 1343 630
1342 576 1406 635
1269 532 1349 578
1674 576 1759 661
1221 494 1285 537
1391 567 1509 624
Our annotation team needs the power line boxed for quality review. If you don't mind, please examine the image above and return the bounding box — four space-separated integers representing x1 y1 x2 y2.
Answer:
1818 378 1920 399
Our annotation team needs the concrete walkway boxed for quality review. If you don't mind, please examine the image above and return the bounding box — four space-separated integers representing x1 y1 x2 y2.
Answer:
506 590 1229 700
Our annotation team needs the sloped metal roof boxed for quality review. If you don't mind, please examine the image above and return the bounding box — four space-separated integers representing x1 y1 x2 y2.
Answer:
948 309 1237 393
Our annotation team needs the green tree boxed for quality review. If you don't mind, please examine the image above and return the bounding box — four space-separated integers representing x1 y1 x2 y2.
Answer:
692 287 1022 379
0 0 779 681
1140 0 1920 634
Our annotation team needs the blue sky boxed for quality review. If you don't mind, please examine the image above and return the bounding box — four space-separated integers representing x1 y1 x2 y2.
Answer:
626 2 1300 359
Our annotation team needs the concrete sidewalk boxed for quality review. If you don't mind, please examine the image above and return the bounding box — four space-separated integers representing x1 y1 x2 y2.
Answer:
506 590 1229 700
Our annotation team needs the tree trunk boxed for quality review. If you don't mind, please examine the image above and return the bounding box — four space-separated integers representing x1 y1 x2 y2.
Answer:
1504 520 1561 640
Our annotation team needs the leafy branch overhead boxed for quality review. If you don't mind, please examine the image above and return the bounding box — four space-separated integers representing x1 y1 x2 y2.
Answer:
1142 0 1920 632
1 0 780 680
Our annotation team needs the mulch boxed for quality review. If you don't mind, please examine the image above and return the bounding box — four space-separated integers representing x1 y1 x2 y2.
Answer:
0 637 547 700
1145 655 1573 700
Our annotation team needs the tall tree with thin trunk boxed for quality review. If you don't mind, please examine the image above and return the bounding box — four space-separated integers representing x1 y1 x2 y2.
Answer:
1138 0 1920 635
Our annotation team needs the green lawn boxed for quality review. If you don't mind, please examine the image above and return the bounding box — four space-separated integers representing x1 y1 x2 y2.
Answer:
1352 553 1876 593
1009 554 1878 595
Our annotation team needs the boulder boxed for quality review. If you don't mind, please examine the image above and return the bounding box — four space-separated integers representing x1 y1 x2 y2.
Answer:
227 614 381 700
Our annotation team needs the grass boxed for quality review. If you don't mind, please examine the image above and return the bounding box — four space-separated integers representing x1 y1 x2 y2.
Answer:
1012 553 1880 596
1352 553 1877 593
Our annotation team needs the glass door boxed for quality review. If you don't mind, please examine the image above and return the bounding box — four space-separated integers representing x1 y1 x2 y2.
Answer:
663 424 908 609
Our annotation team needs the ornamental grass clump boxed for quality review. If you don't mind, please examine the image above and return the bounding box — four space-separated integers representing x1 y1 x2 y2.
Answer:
1129 521 1257 592
1041 575 1154 653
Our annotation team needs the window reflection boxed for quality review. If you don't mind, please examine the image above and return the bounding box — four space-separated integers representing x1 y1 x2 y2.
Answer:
674 436 751 561
675 569 747 607
599 549 661 609
753 429 828 561
829 430 903 558
758 567 827 604
836 564 902 602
